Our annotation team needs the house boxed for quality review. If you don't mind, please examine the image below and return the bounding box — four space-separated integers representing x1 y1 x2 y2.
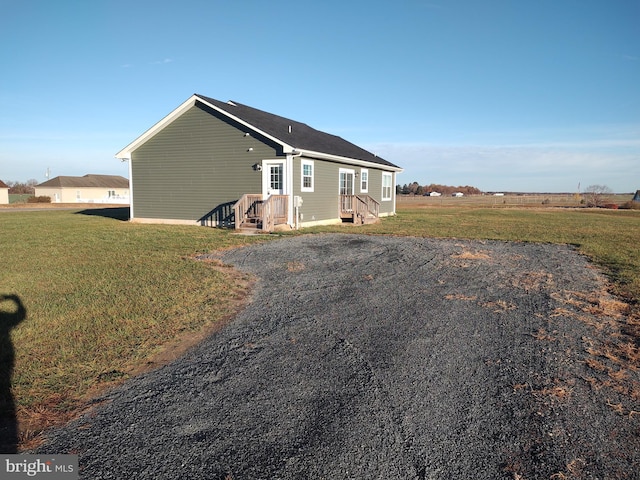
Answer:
115 94 403 231
35 174 129 204
429 192 442 197
633 190 640 203
0 180 8 204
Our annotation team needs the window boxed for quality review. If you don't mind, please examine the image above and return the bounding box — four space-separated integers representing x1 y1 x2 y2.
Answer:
382 172 392 201
360 169 368 193
301 160 314 192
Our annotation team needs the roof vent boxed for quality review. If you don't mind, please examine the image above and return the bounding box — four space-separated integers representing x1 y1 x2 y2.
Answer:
288 125 292 134
227 100 237 106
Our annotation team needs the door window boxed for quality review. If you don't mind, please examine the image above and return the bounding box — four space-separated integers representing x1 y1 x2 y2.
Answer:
339 170 354 195
270 164 283 192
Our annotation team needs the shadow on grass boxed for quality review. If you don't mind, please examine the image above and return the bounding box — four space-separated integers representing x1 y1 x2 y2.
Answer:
0 294 26 453
76 207 130 221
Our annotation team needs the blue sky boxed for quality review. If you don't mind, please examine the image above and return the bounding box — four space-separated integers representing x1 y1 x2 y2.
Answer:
1 0 638 192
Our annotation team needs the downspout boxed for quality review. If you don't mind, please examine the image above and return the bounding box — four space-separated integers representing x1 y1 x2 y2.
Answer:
392 171 396 216
125 157 134 220
287 149 303 228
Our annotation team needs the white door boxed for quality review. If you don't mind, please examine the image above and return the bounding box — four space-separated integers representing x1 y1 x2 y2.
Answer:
339 169 355 195
262 160 286 197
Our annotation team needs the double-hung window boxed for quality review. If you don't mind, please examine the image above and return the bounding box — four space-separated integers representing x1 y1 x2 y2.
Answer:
382 172 392 201
360 169 368 193
301 160 314 192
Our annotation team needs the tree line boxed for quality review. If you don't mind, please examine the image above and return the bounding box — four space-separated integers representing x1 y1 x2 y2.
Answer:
3 180 38 194
397 182 483 196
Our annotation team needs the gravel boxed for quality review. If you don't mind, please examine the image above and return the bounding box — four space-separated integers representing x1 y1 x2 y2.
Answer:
35 234 640 479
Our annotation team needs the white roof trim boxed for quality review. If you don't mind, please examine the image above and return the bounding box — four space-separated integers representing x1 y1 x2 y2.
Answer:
295 148 404 172
115 95 198 159
195 96 297 153
115 94 296 159
115 95 401 173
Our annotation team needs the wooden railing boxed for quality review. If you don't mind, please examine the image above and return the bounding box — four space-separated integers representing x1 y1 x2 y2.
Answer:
262 195 288 232
358 194 380 218
340 194 379 221
233 194 263 230
234 194 288 231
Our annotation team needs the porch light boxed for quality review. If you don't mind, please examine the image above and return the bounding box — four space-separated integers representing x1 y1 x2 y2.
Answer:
252 163 262 171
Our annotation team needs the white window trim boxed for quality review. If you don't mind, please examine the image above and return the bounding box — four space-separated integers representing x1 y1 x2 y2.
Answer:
301 159 314 192
360 168 369 193
382 172 392 201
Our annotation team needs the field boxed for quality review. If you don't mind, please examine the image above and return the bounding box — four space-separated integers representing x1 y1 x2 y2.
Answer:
398 192 632 208
1 202 639 448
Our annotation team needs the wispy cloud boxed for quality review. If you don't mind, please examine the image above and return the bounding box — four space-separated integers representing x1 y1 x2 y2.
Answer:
152 58 174 65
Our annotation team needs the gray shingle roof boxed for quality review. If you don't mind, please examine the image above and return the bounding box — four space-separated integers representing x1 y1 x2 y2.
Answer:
0 180 8 189
195 94 399 169
37 174 129 188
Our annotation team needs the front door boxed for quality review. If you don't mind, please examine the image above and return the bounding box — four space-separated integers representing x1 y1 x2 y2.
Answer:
339 168 355 212
339 169 354 195
262 160 285 197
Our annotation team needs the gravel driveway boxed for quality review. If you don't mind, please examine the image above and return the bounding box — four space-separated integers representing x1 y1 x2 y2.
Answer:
36 234 639 479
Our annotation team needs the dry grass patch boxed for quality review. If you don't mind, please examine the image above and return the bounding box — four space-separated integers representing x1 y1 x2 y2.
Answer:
511 271 554 291
444 293 478 301
286 261 305 272
451 249 491 260
532 379 573 402
481 299 516 313
532 328 556 341
550 458 587 480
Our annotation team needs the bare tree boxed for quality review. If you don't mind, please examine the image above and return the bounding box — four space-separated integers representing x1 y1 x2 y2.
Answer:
583 184 613 207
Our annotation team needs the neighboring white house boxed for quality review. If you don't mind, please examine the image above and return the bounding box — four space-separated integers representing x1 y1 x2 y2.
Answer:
429 192 442 197
0 180 9 204
35 174 129 204
452 192 464 197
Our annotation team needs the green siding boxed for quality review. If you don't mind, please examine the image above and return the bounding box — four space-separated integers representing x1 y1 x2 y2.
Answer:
292 158 396 222
131 103 281 224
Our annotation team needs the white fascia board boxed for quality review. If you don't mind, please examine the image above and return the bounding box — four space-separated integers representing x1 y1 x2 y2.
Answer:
115 95 200 159
114 94 295 160
195 96 294 153
295 148 404 173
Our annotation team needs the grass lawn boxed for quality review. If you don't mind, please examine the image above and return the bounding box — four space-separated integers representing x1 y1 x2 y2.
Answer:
0 208 268 445
1 204 639 447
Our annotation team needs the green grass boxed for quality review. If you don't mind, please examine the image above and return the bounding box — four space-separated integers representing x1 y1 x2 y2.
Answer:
0 209 267 433
1 204 639 446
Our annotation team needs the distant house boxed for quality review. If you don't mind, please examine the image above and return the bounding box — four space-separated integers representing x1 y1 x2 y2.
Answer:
429 192 442 197
452 192 464 197
115 94 403 231
0 180 8 204
633 190 640 203
35 174 129 204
